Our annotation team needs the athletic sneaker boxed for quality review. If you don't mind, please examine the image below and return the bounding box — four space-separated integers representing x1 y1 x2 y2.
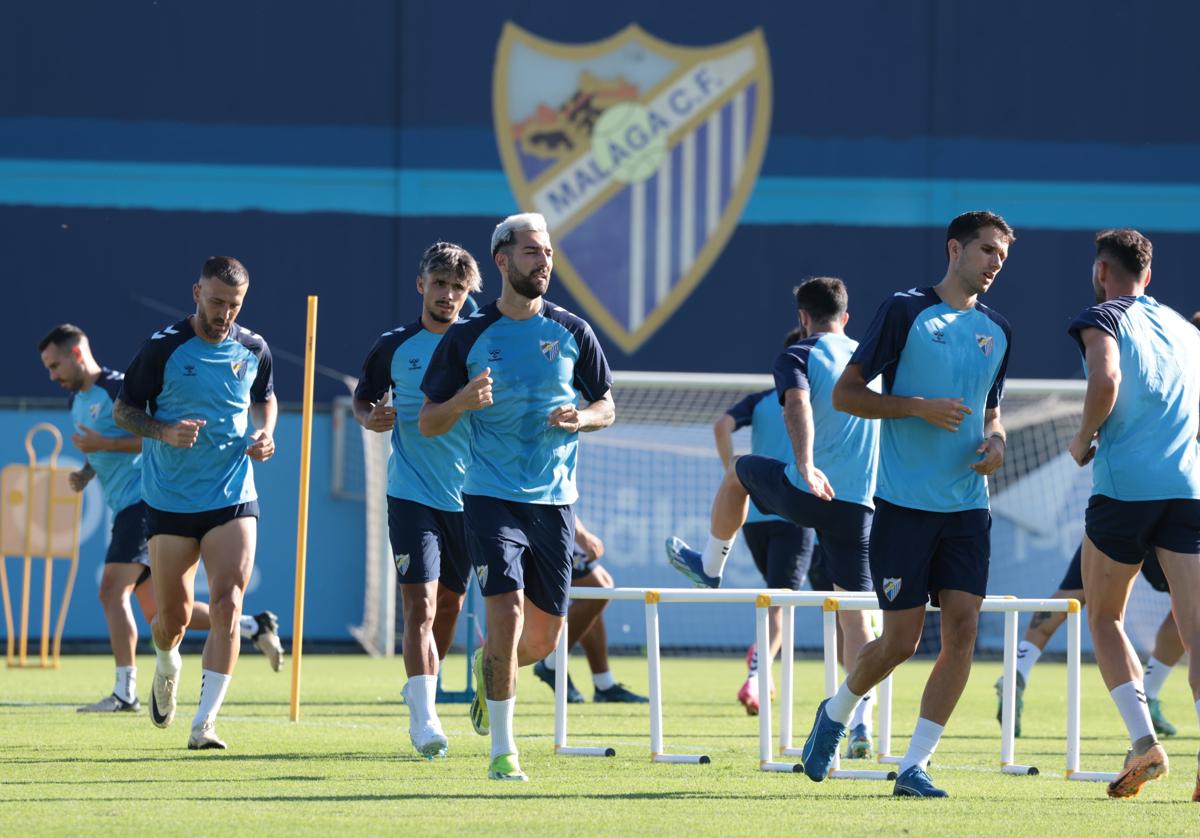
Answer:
1148 698 1177 738
187 720 227 750
410 720 449 760
893 765 948 797
251 611 285 672
488 752 528 781
594 683 649 703
532 659 584 703
77 693 140 713
800 699 846 782
664 537 720 588
993 671 1025 738
737 676 760 716
846 723 873 759
1107 742 1168 798
469 648 489 736
150 669 177 729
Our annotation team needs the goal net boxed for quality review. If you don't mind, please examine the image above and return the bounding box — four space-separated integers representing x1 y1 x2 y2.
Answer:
342 375 1171 656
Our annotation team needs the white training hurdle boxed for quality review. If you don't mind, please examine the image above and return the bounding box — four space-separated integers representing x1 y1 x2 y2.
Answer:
553 586 1112 781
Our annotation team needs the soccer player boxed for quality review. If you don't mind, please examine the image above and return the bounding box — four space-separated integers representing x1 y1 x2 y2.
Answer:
798 211 1014 797
353 241 481 758
114 256 276 750
997 542 1183 738
532 515 648 704
419 212 614 782
666 277 880 757
1066 228 1200 800
710 327 816 716
37 325 283 714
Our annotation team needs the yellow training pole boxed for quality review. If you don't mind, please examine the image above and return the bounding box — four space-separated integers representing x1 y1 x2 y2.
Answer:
290 295 318 721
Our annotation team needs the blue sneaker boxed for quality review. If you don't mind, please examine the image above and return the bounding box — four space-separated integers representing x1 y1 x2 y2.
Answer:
800 699 846 782
893 765 949 797
665 537 721 588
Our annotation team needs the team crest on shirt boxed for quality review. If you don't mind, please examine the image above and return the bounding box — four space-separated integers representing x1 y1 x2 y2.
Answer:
540 339 560 362
230 359 248 380
882 577 902 602
493 24 772 352
975 334 994 357
394 553 411 575
88 403 101 420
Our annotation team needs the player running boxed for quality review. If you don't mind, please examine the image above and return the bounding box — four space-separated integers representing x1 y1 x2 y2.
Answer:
420 212 615 781
353 241 481 758
532 515 648 704
666 277 880 757
38 324 283 715
1066 228 1200 800
798 211 1015 798
114 256 276 750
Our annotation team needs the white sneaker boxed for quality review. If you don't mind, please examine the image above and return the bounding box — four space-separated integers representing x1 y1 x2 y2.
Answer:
251 611 285 672
78 693 140 713
410 719 449 759
150 670 178 729
187 720 227 750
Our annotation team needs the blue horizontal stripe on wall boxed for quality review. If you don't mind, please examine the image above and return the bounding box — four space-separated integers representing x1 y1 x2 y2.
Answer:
3 160 1200 232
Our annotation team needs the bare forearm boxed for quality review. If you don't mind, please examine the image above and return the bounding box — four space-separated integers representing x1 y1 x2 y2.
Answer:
113 400 167 441
251 395 279 436
783 400 815 469
576 393 615 432
833 379 921 420
419 398 465 437
1079 372 1118 439
352 399 375 428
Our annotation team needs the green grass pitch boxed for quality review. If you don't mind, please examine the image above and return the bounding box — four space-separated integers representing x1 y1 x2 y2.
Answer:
2 653 1197 835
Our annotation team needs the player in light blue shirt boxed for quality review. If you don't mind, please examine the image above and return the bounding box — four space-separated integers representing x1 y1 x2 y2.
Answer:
115 256 277 751
1066 228 1200 799
420 213 614 782
353 241 481 759
38 324 283 716
799 211 1014 798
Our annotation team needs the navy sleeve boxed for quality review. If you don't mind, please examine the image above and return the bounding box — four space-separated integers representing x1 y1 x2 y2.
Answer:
1067 301 1129 357
849 294 916 384
773 344 813 404
95 368 125 402
421 329 470 404
119 338 168 413
986 321 1013 410
725 391 768 429
353 333 399 404
250 341 274 403
570 320 612 403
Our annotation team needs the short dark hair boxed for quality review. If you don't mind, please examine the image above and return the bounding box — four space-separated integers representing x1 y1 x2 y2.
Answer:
946 211 1015 260
1095 228 1152 277
793 277 848 322
1191 311 1200 331
419 241 482 292
201 256 249 286
38 323 86 353
783 326 805 347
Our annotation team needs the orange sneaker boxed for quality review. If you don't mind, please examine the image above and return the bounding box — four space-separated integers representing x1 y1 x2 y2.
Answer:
1107 743 1168 799
737 676 760 716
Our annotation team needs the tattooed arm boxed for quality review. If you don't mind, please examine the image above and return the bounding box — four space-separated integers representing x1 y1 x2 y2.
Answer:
113 400 205 449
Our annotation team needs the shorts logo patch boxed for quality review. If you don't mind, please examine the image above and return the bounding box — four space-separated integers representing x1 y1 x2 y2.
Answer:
882 577 902 602
476 564 489 587
231 360 248 380
540 339 560 362
394 553 411 575
975 334 994 357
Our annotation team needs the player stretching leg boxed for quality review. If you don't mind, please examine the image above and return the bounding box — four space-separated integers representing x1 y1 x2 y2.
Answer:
115 257 276 749
420 213 615 781
1066 229 1200 800
996 542 1183 738
666 278 880 757
354 242 481 758
533 515 648 704
798 212 1015 798
38 325 282 715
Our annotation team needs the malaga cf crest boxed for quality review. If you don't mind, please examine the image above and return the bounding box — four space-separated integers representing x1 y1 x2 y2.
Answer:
494 24 772 352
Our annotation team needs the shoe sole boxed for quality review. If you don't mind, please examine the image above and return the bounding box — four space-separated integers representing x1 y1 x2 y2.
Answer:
1107 760 1167 798
893 785 948 798
487 772 529 781
187 740 227 750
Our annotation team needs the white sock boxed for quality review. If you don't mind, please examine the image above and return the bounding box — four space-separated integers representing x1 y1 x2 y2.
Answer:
701 534 736 578
849 689 875 731
593 671 615 691
1143 656 1173 700
899 717 945 774
1015 641 1041 684
238 614 257 640
406 674 438 727
1110 681 1154 745
541 653 556 671
825 681 863 725
114 665 137 703
192 670 232 729
154 640 182 677
488 697 517 758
